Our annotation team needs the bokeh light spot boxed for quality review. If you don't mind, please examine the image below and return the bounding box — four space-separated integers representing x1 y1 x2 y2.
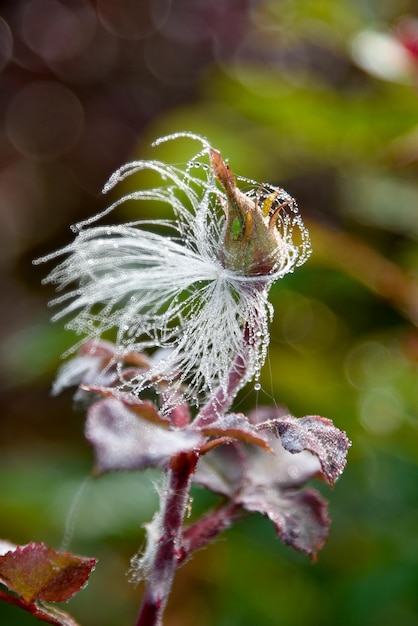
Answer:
47 22 118 84
359 388 404 435
97 0 171 40
352 30 415 84
6 81 84 159
345 341 394 390
281 294 338 352
19 0 96 63
0 17 13 72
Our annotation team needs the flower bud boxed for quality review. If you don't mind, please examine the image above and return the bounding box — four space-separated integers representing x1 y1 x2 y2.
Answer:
210 148 291 277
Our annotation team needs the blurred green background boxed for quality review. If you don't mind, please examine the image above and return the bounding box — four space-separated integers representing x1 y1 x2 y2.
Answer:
1 1 418 625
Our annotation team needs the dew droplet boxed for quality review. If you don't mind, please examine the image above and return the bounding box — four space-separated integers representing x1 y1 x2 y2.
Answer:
254 382 261 391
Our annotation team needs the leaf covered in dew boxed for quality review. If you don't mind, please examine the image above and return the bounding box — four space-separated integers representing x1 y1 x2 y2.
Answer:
86 397 203 473
85 385 171 426
0 542 97 603
53 339 150 397
240 486 330 558
194 410 350 558
269 414 351 487
194 439 330 558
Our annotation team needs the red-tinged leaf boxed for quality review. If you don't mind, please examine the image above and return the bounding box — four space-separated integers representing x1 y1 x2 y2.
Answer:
240 487 330 559
86 398 203 473
194 407 349 559
201 413 272 452
0 542 96 603
194 439 331 558
84 387 170 426
53 341 150 397
79 340 150 369
271 415 351 487
194 430 321 496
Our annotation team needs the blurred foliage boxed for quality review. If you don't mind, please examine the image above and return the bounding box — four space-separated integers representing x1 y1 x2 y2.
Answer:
1 0 418 625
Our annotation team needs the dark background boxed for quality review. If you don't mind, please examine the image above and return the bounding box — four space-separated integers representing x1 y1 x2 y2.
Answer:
1 1 418 625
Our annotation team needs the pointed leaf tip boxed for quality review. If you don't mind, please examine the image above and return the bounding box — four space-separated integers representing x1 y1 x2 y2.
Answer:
274 415 351 487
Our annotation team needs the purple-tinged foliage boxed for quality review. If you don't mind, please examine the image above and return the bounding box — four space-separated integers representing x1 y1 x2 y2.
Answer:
53 339 150 399
262 412 350 487
200 412 273 451
193 415 345 559
80 374 350 559
82 379 349 560
86 397 203 473
241 487 329 558
30 135 351 625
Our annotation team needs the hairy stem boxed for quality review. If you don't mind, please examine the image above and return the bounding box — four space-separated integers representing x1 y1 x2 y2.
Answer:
135 451 199 626
135 326 251 625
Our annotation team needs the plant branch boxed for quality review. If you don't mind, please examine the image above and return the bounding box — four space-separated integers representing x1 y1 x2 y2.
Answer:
195 351 247 426
0 590 81 626
134 451 199 626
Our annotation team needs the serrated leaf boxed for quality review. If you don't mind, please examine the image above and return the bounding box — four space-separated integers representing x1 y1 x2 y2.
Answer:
0 542 96 603
86 397 203 473
272 415 351 487
193 422 335 558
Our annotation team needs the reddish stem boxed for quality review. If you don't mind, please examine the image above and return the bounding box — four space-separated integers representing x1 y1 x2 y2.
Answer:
195 351 247 427
0 590 81 626
134 451 199 626
135 337 250 624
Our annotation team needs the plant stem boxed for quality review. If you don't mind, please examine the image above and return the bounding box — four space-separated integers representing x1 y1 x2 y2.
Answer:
134 451 199 626
195 351 247 426
0 590 81 626
135 337 250 625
